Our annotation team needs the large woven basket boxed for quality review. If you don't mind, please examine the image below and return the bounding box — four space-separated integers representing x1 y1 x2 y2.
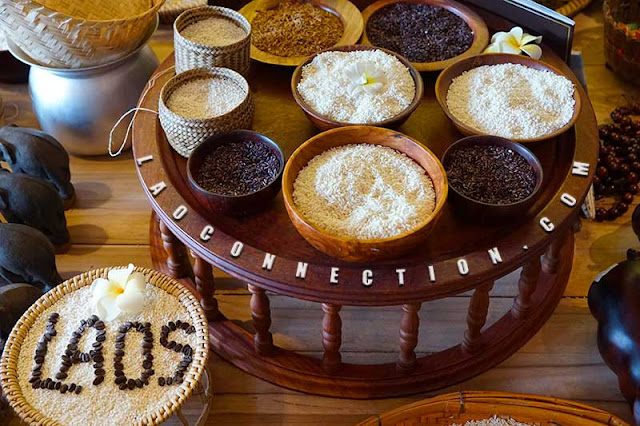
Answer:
159 0 207 24
174 6 251 76
604 0 640 85
358 391 629 425
0 0 165 68
159 67 254 158
0 266 210 426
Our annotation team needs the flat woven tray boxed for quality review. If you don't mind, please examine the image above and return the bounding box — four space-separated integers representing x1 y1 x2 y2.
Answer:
0 266 210 426
357 391 629 425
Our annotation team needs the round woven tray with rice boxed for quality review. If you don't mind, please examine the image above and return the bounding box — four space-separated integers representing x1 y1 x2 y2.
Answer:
0 266 209 426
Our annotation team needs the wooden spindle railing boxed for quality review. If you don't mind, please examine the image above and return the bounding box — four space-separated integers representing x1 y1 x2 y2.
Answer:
542 237 562 274
321 303 342 373
190 250 220 320
248 284 275 356
511 256 542 320
159 219 189 279
462 281 494 354
397 303 421 373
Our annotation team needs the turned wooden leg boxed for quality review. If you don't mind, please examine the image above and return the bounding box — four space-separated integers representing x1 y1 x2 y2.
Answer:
190 250 220 320
462 281 494 354
321 304 342 373
247 284 274 356
511 257 542 320
159 219 190 279
542 236 563 274
397 303 421 373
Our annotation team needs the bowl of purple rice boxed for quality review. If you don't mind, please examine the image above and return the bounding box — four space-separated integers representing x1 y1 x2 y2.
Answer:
187 130 284 217
441 135 543 223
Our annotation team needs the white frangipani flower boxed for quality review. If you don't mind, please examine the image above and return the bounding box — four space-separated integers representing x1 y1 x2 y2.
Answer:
90 264 146 321
484 27 543 60
344 61 387 95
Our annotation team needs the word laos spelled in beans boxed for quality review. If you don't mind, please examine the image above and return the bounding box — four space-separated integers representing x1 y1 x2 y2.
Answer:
28 313 196 394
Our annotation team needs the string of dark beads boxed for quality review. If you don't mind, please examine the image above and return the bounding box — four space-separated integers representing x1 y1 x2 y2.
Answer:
594 103 640 221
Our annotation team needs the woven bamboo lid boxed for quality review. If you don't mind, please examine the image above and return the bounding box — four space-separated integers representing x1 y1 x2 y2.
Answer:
0 267 209 426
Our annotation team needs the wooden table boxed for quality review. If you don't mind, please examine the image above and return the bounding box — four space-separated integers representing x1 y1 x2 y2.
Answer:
1 3 640 424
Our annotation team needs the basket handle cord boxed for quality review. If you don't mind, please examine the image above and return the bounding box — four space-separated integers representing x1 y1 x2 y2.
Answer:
108 66 175 157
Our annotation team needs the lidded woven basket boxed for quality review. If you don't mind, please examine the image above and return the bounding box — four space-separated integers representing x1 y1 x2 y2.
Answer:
0 0 164 68
604 0 640 85
159 67 254 158
174 6 251 76
0 266 210 426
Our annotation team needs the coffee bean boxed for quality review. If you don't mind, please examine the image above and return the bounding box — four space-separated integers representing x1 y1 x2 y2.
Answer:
136 324 144 332
187 326 196 334
32 380 41 388
115 370 124 377
135 379 143 388
69 337 79 345
183 346 193 356
114 356 122 363
60 384 68 394
29 376 39 383
118 326 128 333
160 337 168 346
142 360 152 369
142 378 149 386
115 349 124 357
142 341 152 349
93 362 103 369
174 344 183 353
166 377 173 385
89 315 98 322
167 341 176 350
144 322 151 330
115 376 127 385
69 383 76 392
95 368 105 376
144 353 154 360
124 321 133 328
55 381 61 390
115 342 125 349
128 379 135 390
92 354 103 363
49 313 59 320
34 356 44 364
158 377 165 386
180 322 189 330
75 385 82 394
145 369 155 377
93 376 104 386
175 320 182 327
114 362 124 370
96 335 106 342
169 322 176 331
55 372 67 380
47 381 55 390
161 325 169 334
94 321 105 330
82 353 91 362
116 334 125 342
143 336 153 343
72 331 82 338
175 376 183 384
141 371 150 379
40 381 47 389
175 370 184 378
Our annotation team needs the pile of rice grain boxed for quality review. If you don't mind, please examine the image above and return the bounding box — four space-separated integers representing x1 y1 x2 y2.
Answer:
167 77 245 119
292 144 435 240
451 415 533 426
446 63 575 139
180 17 247 46
297 50 415 124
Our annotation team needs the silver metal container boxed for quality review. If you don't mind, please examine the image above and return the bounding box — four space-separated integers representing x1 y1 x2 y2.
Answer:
7 19 160 156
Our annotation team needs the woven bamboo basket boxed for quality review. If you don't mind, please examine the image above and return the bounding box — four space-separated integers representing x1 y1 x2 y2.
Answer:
0 266 210 426
159 0 208 24
357 391 629 425
604 0 640 85
159 67 254 158
174 6 251 76
556 0 594 17
0 0 165 69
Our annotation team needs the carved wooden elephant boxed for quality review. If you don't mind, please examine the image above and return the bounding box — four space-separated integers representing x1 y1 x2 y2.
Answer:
0 169 70 250
0 283 42 341
0 223 62 291
0 126 75 209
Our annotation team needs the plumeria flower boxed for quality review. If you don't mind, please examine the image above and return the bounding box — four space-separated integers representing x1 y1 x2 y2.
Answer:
484 27 543 60
90 264 146 321
344 61 387 96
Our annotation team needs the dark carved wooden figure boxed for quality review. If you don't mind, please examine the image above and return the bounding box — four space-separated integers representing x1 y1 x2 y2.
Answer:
0 126 75 209
0 223 62 291
0 169 70 252
0 283 43 352
589 203 640 426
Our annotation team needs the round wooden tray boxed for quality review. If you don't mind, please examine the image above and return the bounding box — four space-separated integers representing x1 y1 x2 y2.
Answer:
360 0 490 72
132 9 598 398
239 0 364 66
357 391 629 425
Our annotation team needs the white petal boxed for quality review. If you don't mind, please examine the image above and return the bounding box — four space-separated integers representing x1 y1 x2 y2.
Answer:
521 44 543 60
91 279 122 301
116 288 145 314
484 43 501 54
509 27 524 43
126 272 147 293
521 34 542 45
491 31 510 43
363 82 384 94
97 294 121 321
495 41 521 55
108 264 134 285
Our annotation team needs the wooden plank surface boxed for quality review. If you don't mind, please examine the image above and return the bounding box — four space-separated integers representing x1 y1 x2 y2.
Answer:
0 3 637 424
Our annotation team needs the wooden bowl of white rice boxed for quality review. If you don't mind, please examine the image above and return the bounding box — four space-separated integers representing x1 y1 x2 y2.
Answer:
435 53 582 143
291 45 423 131
282 126 447 262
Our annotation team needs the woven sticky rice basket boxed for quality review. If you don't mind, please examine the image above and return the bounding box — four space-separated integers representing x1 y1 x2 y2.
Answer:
604 0 640 85
174 6 251 76
0 0 164 68
159 67 254 158
159 0 207 24
0 266 210 426
357 391 629 425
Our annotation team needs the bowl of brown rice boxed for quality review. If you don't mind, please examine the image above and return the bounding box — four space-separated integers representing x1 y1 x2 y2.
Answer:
282 125 447 262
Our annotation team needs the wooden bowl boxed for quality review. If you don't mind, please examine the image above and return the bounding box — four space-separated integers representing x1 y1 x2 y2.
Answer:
291 44 424 131
282 126 448 262
239 0 363 67
187 130 284 217
435 53 583 143
441 135 544 223
360 0 490 72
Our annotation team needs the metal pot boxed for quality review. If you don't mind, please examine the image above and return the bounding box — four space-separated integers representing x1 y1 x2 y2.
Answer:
6 19 159 156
